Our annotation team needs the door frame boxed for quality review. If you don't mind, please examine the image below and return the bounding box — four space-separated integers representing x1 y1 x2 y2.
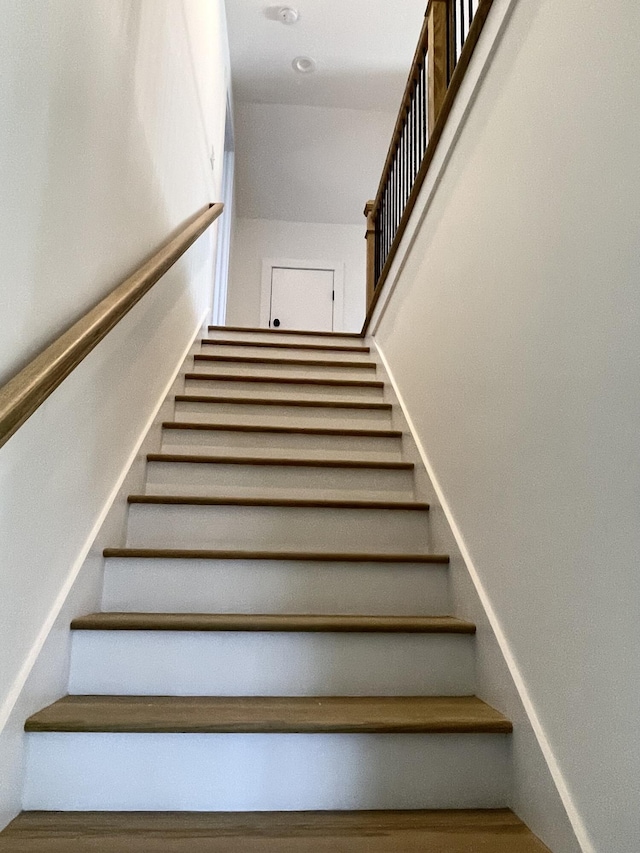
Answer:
259 258 346 330
211 97 235 326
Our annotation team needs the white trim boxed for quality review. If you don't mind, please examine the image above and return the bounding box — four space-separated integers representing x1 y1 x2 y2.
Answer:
368 0 519 335
0 312 208 739
372 337 593 853
259 258 346 331
211 150 234 326
211 96 235 327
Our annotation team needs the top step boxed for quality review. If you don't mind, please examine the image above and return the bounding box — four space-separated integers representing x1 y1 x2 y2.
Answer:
207 326 364 347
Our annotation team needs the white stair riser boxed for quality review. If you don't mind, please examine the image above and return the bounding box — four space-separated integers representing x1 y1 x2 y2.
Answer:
183 377 383 402
204 331 362 346
191 361 377 381
144 461 415 501
173 400 391 429
200 343 372 362
24 732 510 811
102 559 450 615
125 505 431 553
161 429 403 461
69 632 474 696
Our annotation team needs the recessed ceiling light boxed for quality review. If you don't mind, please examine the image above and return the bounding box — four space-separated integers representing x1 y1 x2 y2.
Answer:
278 7 299 25
292 56 316 74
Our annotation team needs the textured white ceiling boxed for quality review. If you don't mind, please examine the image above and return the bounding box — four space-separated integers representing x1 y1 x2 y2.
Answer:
225 0 427 111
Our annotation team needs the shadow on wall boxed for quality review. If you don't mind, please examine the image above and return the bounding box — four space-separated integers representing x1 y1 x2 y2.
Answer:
0 0 214 386
0 0 224 829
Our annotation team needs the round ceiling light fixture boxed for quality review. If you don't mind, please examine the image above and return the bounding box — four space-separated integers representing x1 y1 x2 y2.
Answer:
278 7 299 25
292 56 316 74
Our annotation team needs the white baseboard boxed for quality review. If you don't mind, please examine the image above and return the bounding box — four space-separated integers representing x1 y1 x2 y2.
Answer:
372 337 593 853
0 312 207 739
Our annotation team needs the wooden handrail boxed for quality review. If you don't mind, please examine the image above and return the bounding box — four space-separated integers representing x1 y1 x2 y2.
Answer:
364 0 494 326
0 203 223 450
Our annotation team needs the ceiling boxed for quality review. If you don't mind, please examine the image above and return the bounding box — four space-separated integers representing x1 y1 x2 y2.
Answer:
225 0 427 111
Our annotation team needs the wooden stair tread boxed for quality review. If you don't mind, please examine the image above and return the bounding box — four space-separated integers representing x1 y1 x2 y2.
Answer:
194 354 376 369
0 809 552 851
203 338 370 353
185 373 383 388
175 395 392 410
102 548 450 563
208 325 363 338
127 495 430 510
146 453 413 470
162 421 402 437
25 696 512 734
71 614 475 633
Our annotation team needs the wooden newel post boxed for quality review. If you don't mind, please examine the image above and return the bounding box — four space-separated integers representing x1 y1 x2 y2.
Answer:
364 200 376 310
427 0 449 134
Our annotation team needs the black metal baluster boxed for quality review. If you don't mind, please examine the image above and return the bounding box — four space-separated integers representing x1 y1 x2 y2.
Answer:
380 193 385 277
388 161 393 270
411 86 417 186
414 88 419 182
376 201 380 283
404 114 409 211
400 115 409 218
404 115 409 212
396 146 400 232
399 125 404 221
419 61 425 162
389 156 394 267
416 67 420 167
387 176 391 260
388 164 392 263
380 201 384 280
408 107 412 202
399 135 403 224
379 191 389 272
407 101 413 194
400 125 404 220
380 193 384 280
422 51 428 152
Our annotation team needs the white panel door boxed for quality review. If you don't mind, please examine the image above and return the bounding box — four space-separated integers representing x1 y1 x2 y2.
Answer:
270 267 334 332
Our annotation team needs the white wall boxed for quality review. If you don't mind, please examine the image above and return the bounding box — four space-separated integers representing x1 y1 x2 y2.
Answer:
228 102 394 329
234 102 395 225
227 218 366 331
372 1 640 851
0 0 230 827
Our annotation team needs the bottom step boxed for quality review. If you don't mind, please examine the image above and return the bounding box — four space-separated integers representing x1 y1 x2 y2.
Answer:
23 697 512 809
0 810 552 852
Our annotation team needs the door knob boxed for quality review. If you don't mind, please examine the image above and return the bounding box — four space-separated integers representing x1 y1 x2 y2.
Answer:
273 318 281 327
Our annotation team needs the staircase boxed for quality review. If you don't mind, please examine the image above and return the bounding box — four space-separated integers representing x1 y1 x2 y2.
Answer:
0 327 551 851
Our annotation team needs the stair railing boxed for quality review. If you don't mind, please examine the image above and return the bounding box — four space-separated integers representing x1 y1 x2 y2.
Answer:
0 203 223 449
364 0 494 317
